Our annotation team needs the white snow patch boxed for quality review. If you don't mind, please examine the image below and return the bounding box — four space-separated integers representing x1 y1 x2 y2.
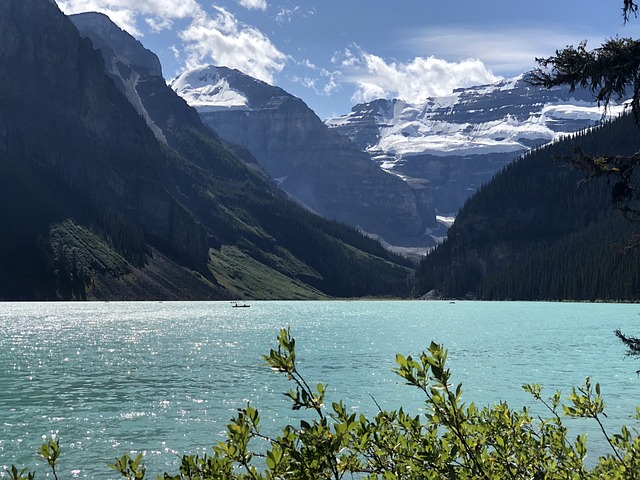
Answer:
327 75 629 161
273 175 288 185
541 102 626 121
436 215 455 228
171 65 249 111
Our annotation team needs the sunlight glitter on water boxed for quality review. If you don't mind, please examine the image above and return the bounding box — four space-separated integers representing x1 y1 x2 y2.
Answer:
1 301 640 477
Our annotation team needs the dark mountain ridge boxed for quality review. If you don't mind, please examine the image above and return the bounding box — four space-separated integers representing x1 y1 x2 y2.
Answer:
70 11 167 142
0 0 411 300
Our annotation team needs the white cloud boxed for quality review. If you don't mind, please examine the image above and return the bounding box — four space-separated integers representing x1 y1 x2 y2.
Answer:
275 6 298 24
56 0 141 35
332 48 358 68
301 58 316 70
320 68 341 95
290 56 341 98
275 5 314 24
169 44 181 61
292 76 316 90
56 0 203 37
291 58 341 97
55 0 286 84
179 7 286 84
145 16 173 33
292 58 317 70
237 0 267 11
403 26 595 76
335 47 501 104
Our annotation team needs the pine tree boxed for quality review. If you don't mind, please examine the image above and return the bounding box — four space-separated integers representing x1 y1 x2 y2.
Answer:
530 0 640 218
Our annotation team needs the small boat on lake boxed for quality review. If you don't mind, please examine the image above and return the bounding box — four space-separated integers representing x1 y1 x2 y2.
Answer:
232 302 250 308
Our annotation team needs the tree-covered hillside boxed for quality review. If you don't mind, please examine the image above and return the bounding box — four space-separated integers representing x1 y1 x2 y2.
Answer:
414 113 640 300
0 0 412 300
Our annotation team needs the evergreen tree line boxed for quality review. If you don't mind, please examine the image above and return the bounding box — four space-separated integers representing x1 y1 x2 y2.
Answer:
240 192 413 298
414 113 640 300
166 122 414 299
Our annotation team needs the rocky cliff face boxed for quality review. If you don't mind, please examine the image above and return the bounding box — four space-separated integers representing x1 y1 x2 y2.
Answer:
171 66 440 248
70 12 167 142
326 76 623 214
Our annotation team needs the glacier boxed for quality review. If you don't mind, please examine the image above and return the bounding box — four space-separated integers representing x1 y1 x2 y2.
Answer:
326 77 626 160
326 75 627 216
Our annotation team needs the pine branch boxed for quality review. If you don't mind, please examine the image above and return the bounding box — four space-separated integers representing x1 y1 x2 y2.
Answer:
615 328 640 355
624 0 638 22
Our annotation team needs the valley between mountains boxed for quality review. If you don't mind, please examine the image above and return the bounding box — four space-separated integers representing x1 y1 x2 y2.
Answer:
1 0 637 301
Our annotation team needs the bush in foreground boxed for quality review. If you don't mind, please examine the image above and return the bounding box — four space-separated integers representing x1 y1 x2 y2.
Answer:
8 328 640 479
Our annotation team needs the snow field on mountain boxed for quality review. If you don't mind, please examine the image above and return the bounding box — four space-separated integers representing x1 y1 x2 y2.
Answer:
171 65 249 111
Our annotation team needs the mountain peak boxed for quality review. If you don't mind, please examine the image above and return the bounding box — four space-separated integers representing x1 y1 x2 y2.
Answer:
171 64 295 113
170 65 251 112
326 74 626 214
0 0 413 300
70 12 162 78
71 11 167 141
172 64 439 249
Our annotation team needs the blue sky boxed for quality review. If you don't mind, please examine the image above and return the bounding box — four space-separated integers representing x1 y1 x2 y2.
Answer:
55 0 640 120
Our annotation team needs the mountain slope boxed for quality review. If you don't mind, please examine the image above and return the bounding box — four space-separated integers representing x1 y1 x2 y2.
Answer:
70 11 167 143
0 0 411 300
327 77 624 215
414 113 640 301
171 65 440 249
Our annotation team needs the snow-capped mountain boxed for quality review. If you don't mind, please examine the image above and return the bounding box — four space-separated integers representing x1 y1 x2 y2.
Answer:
171 65 440 250
171 65 250 112
326 76 626 214
170 65 626 250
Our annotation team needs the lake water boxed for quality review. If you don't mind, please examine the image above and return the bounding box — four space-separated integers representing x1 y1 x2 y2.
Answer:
1 301 640 478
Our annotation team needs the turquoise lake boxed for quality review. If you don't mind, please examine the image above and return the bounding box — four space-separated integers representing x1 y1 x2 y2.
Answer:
2 300 640 478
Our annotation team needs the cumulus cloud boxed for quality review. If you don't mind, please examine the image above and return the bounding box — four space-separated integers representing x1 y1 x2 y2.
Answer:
55 0 286 84
333 47 501 104
145 16 173 33
237 0 267 11
325 27 589 106
56 0 202 37
179 6 285 83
